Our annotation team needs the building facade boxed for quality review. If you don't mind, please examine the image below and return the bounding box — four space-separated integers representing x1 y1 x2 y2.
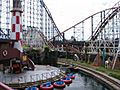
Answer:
0 0 10 35
0 0 56 40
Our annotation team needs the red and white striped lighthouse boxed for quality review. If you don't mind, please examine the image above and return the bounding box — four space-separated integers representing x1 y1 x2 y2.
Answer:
10 0 23 52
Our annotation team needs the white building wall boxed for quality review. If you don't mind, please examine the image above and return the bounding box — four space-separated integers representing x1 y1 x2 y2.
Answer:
0 0 55 40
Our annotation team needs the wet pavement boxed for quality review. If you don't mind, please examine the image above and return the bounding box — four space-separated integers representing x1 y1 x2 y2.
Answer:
0 65 60 84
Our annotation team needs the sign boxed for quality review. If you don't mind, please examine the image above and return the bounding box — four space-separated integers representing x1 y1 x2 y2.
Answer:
22 55 27 61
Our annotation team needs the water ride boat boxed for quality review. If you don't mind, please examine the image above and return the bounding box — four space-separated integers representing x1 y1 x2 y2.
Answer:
53 80 66 89
62 77 72 85
40 82 53 90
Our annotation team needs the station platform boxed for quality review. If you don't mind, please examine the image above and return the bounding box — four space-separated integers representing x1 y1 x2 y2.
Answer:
0 65 61 85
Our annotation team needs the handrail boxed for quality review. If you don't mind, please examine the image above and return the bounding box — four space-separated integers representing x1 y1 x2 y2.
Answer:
0 82 13 90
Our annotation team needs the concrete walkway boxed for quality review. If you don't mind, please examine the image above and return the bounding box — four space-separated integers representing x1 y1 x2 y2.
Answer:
0 65 60 84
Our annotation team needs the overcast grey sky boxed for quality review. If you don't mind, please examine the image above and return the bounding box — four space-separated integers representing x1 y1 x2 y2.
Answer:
44 0 119 32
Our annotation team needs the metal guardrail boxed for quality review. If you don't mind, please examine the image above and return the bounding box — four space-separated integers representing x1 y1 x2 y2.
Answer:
0 69 61 84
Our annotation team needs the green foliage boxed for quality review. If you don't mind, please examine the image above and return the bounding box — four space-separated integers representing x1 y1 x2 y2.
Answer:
23 44 30 50
59 58 120 80
109 72 120 80
44 46 50 53
96 67 120 80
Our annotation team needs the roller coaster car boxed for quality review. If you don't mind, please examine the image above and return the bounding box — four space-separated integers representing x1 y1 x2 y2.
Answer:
0 39 21 61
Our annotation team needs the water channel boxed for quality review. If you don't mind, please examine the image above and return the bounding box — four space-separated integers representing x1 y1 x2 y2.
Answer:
0 65 110 90
54 71 109 90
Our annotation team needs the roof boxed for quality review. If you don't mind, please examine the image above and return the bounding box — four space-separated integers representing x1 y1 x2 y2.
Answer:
0 39 17 43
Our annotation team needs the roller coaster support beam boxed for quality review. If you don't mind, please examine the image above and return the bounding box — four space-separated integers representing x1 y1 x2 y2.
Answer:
40 0 62 40
63 32 65 43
